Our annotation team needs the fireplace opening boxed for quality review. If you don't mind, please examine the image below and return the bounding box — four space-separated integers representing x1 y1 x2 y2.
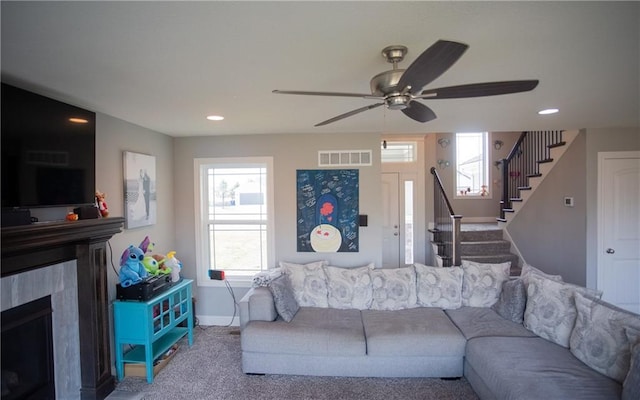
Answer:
1 296 55 400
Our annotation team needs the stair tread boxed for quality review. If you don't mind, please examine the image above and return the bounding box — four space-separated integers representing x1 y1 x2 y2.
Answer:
537 158 553 164
548 141 566 149
526 173 542 178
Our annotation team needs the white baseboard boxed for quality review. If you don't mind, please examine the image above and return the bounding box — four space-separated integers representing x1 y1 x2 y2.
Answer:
197 314 240 327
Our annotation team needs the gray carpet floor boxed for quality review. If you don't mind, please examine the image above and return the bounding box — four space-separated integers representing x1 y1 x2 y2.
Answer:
113 325 480 400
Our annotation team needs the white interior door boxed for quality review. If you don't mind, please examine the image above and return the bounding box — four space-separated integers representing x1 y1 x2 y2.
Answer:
382 173 400 268
597 152 640 313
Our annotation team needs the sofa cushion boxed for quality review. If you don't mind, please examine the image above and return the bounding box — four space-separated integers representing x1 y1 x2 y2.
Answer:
570 292 640 383
623 332 640 400
445 307 537 340
369 266 417 310
461 260 510 307
491 278 527 324
268 274 299 322
241 307 366 356
324 265 373 310
414 263 463 309
361 308 466 357
280 260 328 308
524 274 602 348
465 336 622 400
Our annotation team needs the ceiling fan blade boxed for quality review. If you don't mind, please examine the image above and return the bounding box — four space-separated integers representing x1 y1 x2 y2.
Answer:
315 103 384 126
396 40 469 94
401 101 437 123
273 90 382 100
418 80 539 99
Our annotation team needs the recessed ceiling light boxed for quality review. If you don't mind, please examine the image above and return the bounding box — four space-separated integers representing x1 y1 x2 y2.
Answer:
68 117 89 123
206 115 224 121
538 108 559 115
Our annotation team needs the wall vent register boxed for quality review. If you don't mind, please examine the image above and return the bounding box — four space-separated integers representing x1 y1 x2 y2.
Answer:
318 150 372 167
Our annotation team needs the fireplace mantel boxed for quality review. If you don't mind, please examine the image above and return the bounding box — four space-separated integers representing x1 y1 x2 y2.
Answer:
2 217 124 400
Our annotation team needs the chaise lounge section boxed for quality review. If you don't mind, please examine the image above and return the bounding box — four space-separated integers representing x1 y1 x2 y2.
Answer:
239 261 640 399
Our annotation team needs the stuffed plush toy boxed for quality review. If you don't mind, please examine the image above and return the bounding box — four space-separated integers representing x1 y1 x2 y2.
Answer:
139 236 155 254
95 190 109 217
165 251 183 283
142 255 171 276
119 245 148 287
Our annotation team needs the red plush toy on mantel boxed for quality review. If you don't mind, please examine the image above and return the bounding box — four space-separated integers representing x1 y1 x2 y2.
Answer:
95 190 109 217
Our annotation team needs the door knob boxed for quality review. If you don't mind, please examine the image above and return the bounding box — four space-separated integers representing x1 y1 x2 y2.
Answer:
606 248 615 254
394 232 399 236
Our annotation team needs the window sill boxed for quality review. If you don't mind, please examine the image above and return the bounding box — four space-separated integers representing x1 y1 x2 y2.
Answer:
197 275 253 288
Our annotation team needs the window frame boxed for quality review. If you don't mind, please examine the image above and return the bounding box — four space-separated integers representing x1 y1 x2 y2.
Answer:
454 132 492 199
194 157 275 287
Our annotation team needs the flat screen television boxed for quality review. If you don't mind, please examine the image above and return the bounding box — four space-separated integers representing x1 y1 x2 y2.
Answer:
1 83 96 209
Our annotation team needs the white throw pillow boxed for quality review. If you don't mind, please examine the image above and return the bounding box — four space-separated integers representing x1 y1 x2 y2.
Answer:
520 263 563 287
414 263 463 309
461 260 511 307
524 273 602 348
324 264 373 310
570 292 640 383
279 260 328 308
369 266 417 311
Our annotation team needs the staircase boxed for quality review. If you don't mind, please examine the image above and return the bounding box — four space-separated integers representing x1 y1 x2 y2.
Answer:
459 223 520 275
430 223 520 275
430 130 579 271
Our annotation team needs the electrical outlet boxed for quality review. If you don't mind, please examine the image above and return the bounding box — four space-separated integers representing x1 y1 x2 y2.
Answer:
208 269 225 280
564 197 574 207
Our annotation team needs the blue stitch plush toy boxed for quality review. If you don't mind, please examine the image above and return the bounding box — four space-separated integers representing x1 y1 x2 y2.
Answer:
119 245 148 287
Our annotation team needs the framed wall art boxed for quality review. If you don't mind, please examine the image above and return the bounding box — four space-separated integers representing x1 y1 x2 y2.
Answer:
123 151 156 229
296 169 359 252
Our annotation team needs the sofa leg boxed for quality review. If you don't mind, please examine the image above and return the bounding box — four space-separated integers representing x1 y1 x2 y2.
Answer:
440 377 461 381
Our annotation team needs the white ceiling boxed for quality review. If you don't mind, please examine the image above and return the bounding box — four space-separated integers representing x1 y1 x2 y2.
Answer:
1 1 638 137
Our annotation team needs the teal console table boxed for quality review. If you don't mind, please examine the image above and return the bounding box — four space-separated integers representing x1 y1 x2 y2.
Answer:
113 279 194 383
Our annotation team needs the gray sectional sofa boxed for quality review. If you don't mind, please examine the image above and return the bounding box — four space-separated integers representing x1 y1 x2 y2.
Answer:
239 261 640 400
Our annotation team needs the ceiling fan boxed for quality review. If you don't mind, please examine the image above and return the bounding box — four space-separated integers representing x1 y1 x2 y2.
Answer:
273 40 539 126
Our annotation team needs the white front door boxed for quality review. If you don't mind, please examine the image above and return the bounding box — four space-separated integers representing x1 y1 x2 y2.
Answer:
597 151 640 313
382 173 400 268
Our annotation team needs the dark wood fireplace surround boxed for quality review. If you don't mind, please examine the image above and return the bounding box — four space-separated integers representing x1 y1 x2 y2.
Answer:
1 217 124 400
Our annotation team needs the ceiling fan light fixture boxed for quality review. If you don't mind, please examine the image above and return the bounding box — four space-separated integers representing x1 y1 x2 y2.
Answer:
538 108 559 115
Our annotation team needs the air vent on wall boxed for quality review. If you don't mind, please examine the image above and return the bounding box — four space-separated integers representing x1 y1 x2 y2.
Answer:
318 150 372 167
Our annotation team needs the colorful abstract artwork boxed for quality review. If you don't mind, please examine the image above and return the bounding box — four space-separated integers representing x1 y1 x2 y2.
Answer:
296 169 359 252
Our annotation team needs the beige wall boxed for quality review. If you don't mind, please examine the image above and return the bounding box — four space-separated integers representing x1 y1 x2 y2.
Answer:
173 132 383 318
433 131 521 220
507 132 587 285
94 113 175 299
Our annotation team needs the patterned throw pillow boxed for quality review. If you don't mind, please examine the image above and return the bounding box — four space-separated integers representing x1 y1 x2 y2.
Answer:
569 292 640 382
414 263 463 309
324 264 373 310
491 278 527 324
268 274 299 322
252 268 283 287
461 260 511 307
369 266 417 310
524 274 602 348
279 261 328 308
520 264 563 287
623 329 640 400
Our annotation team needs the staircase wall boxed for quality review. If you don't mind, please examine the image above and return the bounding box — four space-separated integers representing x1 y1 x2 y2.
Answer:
506 131 587 286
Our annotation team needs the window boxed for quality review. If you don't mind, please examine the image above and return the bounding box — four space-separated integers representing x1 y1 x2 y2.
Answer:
381 141 417 163
404 180 414 265
195 157 274 285
455 132 490 197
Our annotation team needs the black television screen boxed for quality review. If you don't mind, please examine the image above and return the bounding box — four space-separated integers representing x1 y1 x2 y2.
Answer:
1 83 96 208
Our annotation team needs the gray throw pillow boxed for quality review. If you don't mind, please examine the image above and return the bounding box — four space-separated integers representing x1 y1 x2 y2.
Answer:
491 278 527 324
268 274 299 322
623 329 640 400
